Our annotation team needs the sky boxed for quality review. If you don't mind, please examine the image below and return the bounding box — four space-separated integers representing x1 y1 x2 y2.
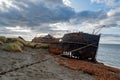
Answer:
0 0 120 44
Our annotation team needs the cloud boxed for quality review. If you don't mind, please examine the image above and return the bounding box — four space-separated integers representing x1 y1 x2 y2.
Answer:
72 10 107 24
91 0 120 7
0 0 118 31
0 0 76 40
5 26 32 33
90 0 120 28
0 0 75 27
97 8 120 28
0 0 20 11
100 34 120 44
62 0 71 6
107 8 120 17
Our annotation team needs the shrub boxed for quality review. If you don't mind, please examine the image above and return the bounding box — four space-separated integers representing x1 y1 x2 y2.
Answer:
17 38 26 46
6 38 17 42
35 44 48 49
26 42 36 48
14 41 24 49
7 37 26 44
2 43 23 52
0 36 6 43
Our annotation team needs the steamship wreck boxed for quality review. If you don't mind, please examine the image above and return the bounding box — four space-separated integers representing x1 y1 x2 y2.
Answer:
49 26 106 61
49 32 100 61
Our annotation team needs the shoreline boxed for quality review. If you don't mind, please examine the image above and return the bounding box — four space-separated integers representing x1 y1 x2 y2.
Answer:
0 47 120 80
97 60 120 69
56 57 120 80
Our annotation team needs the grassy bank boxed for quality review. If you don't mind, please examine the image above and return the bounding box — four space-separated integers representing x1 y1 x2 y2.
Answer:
0 36 48 52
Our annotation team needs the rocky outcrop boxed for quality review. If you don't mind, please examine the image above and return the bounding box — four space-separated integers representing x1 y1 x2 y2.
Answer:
32 34 59 43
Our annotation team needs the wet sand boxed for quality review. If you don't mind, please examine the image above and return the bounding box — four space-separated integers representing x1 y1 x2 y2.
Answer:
0 47 96 80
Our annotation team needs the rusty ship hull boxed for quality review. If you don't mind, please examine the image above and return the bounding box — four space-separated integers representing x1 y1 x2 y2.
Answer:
49 32 101 61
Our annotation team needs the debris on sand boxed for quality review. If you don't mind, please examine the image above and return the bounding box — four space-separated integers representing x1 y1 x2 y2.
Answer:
56 57 120 80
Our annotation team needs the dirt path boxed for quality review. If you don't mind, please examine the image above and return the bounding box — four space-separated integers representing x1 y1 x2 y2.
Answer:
0 48 96 80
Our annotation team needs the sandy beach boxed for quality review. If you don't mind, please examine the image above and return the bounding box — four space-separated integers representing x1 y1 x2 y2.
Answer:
0 47 96 80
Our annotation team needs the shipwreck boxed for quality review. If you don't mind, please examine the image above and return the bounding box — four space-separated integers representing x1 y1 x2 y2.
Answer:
49 25 106 61
49 32 101 61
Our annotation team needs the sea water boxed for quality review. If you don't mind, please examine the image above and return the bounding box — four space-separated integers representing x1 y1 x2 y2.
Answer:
97 44 120 69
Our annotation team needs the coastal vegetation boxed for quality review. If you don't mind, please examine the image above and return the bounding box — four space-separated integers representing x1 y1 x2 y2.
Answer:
0 36 48 52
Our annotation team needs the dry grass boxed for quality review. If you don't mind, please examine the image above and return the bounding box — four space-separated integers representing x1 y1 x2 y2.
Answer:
35 43 48 49
0 36 6 43
26 42 36 48
56 58 120 80
2 43 23 52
